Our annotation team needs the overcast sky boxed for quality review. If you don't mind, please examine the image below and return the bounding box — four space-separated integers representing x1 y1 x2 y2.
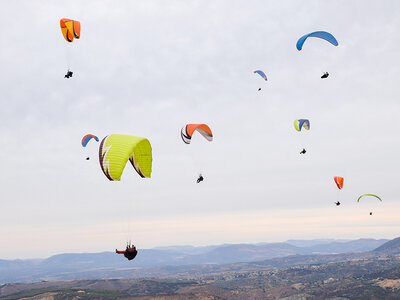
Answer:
1 0 399 259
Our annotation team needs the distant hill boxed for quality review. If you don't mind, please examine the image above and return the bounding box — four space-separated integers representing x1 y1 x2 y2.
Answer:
285 239 351 247
175 243 302 264
300 238 389 254
373 237 400 255
151 245 219 255
0 238 391 284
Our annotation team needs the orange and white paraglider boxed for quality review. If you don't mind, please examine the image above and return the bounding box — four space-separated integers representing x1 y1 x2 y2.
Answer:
181 124 213 183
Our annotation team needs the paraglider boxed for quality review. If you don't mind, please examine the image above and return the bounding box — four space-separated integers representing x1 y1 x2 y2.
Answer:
197 174 204 183
254 70 267 81
116 243 137 261
294 119 310 155
181 124 213 182
333 176 344 205
64 70 73 78
81 134 99 147
334 176 344 190
296 31 338 51
82 134 99 160
321 72 329 79
60 18 80 77
99 134 152 181
181 124 213 144
60 18 81 43
254 70 267 91
294 119 310 132
357 194 382 216
357 194 382 202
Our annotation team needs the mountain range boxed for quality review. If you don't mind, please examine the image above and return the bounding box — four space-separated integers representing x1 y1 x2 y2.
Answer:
0 238 390 284
1 237 400 299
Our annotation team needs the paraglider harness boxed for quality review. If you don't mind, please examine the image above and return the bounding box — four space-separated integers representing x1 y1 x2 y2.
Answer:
116 243 138 261
321 72 329 79
197 174 204 183
300 148 306 154
64 70 73 78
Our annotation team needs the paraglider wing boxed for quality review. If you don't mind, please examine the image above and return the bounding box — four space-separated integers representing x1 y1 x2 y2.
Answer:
253 70 267 81
60 18 81 42
81 134 99 147
294 119 310 131
357 194 382 202
296 31 338 51
181 124 213 144
99 134 152 181
334 176 344 190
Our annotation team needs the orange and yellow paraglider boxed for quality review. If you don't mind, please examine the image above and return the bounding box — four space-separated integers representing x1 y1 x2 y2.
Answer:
60 18 81 43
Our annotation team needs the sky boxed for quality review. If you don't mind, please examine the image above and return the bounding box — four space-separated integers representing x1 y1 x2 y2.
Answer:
0 0 400 259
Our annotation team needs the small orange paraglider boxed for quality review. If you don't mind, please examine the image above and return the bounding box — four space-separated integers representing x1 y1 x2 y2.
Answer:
334 176 344 190
60 18 81 43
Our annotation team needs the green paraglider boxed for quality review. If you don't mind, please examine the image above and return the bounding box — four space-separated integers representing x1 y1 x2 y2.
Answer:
357 194 382 202
99 134 152 181
357 194 382 216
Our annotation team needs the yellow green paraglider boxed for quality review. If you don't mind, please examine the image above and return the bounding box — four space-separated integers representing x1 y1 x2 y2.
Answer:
357 194 382 202
99 134 152 181
357 194 382 216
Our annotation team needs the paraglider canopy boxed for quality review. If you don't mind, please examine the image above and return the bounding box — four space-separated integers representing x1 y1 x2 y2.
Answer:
81 134 99 147
334 176 344 190
181 124 213 144
294 119 310 132
253 70 267 81
357 194 382 202
296 31 338 51
60 18 81 43
99 134 152 181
